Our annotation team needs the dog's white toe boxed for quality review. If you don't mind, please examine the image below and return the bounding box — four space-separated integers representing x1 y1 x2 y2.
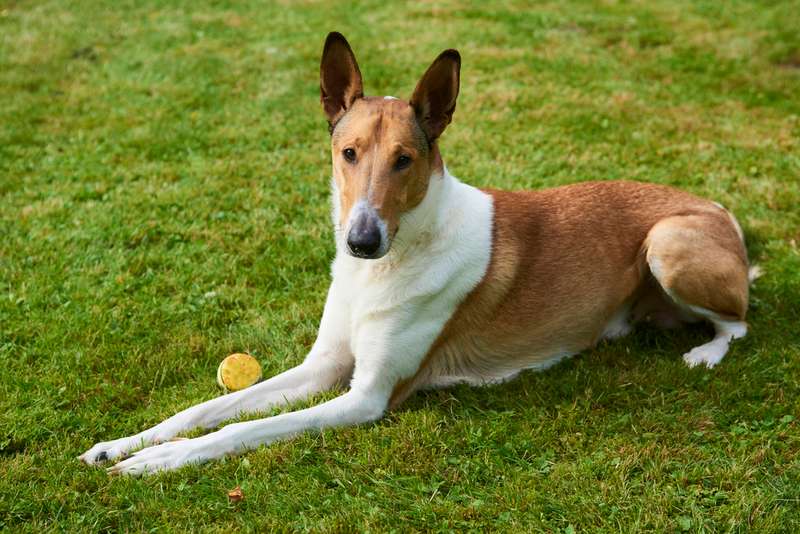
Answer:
682 339 729 368
107 440 204 476
682 320 746 369
79 436 146 465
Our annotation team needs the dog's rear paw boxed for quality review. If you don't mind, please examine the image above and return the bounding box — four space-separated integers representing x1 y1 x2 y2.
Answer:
682 341 728 369
79 436 145 465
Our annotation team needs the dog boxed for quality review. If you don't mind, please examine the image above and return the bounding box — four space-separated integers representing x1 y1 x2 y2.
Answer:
80 32 755 475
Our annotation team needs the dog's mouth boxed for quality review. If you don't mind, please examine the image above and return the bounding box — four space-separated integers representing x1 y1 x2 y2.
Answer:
347 245 388 260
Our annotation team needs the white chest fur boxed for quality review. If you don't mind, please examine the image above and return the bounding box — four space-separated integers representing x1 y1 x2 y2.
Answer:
327 169 494 392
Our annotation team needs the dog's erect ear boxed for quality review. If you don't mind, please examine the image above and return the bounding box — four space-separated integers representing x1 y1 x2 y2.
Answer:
410 49 460 143
320 32 363 128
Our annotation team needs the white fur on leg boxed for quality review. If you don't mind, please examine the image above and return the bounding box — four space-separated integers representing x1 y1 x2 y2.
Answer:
80 281 355 465
81 340 351 465
602 306 633 340
107 388 388 475
79 356 350 465
683 319 747 368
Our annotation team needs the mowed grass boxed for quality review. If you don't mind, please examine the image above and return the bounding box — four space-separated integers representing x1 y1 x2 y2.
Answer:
1 0 799 531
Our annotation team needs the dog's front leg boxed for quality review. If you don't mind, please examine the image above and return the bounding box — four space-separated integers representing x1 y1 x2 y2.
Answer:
80 283 353 465
106 306 445 475
107 386 389 475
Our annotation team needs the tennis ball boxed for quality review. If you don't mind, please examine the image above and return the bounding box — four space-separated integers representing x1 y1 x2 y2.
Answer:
217 353 262 392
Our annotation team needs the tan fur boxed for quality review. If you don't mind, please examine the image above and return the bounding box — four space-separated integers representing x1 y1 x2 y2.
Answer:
645 214 749 319
390 181 750 407
331 97 441 233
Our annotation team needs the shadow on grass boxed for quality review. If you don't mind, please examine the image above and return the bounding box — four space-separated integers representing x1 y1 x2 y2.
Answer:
397 320 731 417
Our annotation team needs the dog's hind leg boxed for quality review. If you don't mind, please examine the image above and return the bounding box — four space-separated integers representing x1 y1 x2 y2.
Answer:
644 210 751 368
681 315 747 368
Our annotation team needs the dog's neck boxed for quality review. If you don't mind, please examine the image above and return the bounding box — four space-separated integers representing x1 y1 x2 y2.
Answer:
392 165 452 257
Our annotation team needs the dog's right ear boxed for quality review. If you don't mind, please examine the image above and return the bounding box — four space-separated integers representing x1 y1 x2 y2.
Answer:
410 49 460 143
320 32 363 129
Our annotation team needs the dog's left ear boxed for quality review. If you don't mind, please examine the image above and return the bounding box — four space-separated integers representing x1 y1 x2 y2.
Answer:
320 32 364 129
410 49 461 143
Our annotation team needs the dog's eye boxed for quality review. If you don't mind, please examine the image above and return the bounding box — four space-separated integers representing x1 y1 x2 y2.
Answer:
394 155 412 170
343 148 356 163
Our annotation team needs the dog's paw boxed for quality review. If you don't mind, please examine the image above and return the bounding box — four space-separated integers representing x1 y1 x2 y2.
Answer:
682 341 728 369
79 436 147 465
106 440 205 476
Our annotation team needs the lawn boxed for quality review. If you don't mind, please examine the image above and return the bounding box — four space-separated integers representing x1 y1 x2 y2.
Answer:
1 0 799 531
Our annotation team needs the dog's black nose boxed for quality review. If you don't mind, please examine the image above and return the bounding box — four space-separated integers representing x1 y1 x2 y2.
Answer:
347 216 383 258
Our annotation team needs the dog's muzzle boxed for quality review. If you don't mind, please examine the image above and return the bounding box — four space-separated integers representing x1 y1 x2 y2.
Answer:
346 210 384 259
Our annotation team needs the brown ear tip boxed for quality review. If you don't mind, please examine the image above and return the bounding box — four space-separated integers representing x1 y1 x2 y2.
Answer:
439 49 461 64
325 32 349 47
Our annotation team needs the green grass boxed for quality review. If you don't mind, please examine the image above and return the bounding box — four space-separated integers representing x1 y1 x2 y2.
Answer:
2 0 799 531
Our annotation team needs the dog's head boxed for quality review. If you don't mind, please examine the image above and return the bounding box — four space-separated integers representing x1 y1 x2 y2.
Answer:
320 32 460 259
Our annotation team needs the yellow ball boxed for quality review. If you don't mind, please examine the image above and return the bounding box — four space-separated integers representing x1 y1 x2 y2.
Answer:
217 353 262 392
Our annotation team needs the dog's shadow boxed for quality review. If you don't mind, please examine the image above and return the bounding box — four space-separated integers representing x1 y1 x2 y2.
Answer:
393 320 726 419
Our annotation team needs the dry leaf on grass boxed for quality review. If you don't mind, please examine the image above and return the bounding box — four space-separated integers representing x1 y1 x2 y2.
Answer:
227 486 244 503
